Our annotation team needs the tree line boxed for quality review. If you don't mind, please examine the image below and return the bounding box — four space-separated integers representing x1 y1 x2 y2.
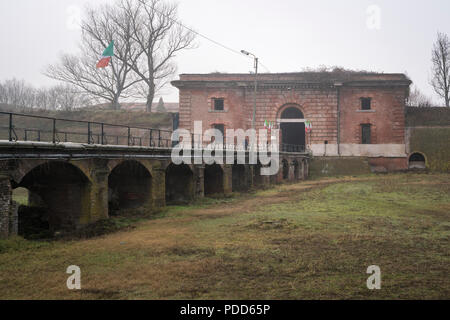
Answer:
0 78 89 111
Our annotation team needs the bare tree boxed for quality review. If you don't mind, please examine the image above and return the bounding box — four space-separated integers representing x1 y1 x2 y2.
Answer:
45 2 143 110
121 0 196 111
0 78 35 111
431 32 450 107
407 86 434 107
0 78 90 111
51 85 91 111
0 82 6 105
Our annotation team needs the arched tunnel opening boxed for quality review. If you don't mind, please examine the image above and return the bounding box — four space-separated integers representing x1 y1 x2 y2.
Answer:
409 153 426 169
253 162 263 187
293 160 300 180
17 161 91 238
108 160 152 213
282 159 289 180
165 163 194 204
204 164 224 196
232 163 248 192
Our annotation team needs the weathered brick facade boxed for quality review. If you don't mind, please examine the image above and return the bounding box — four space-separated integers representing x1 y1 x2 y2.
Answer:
172 72 411 171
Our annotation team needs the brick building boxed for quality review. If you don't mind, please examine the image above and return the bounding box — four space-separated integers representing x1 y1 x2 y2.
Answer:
171 71 412 171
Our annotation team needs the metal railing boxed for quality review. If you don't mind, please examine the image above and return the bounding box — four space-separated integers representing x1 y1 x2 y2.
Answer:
280 143 306 153
0 111 173 148
178 134 306 153
0 111 308 153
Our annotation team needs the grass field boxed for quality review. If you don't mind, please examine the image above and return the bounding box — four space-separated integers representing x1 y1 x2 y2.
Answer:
0 173 449 299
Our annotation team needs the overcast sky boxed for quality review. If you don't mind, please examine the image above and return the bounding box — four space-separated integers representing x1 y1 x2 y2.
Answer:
0 0 449 104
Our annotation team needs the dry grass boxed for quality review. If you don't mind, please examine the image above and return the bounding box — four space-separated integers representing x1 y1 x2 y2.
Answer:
0 173 449 299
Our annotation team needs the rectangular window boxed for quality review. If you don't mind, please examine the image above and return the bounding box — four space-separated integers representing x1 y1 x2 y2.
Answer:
361 98 371 110
361 124 371 144
213 98 224 111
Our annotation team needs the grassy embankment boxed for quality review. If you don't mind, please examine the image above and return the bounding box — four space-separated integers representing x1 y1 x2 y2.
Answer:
0 173 449 299
0 105 173 143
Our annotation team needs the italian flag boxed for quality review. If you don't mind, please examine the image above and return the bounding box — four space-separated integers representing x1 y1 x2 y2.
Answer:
305 120 312 133
96 41 114 68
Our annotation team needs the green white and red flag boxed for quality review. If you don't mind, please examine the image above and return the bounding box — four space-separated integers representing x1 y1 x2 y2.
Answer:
96 41 114 68
305 120 312 133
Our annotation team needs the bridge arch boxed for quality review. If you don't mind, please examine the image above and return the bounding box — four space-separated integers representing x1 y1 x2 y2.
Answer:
232 163 249 192
17 161 92 236
108 160 152 212
11 159 92 186
252 161 263 187
165 162 194 203
408 151 427 169
281 159 289 180
204 163 224 196
293 160 300 180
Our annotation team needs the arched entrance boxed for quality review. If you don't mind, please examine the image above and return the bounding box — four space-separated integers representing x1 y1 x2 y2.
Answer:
18 161 91 237
282 159 289 180
293 160 300 180
253 162 263 187
408 152 426 169
108 160 152 212
232 163 248 192
279 106 305 151
204 164 224 196
165 163 194 203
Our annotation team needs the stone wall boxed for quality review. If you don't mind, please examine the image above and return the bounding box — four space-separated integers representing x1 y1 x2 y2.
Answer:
0 176 11 238
407 127 450 172
0 153 310 238
309 157 371 177
405 107 450 172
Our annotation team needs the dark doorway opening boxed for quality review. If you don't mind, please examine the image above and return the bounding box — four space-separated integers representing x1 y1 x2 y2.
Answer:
165 163 194 204
293 160 300 180
408 153 426 169
232 164 247 192
108 161 152 212
18 161 90 237
282 159 289 180
280 107 305 151
204 164 224 196
253 162 263 187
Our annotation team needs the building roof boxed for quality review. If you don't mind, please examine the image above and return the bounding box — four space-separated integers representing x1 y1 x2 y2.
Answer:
171 71 412 89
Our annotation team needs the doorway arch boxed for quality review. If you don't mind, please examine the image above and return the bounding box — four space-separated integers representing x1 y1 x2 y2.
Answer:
278 105 305 151
204 164 224 196
165 163 194 203
18 161 91 235
408 152 426 169
108 160 152 211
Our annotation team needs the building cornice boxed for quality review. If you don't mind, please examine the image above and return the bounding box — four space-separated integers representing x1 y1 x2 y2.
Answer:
171 79 411 90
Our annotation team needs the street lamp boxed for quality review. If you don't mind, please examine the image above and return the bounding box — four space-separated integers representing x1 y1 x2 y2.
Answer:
241 50 258 130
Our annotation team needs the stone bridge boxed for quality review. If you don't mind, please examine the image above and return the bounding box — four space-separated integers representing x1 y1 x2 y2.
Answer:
0 141 310 238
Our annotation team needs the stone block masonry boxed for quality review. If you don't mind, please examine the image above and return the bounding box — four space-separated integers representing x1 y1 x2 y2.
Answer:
0 144 309 238
0 176 12 238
